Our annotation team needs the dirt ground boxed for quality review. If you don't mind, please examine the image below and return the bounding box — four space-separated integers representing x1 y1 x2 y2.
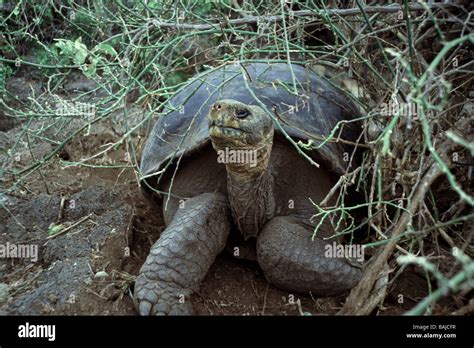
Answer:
0 132 342 316
0 74 468 316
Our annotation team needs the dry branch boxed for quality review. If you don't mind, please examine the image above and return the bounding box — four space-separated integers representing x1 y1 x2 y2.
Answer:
150 3 458 31
338 116 471 315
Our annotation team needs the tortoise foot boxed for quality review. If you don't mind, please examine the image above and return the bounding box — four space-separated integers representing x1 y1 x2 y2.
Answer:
135 274 193 315
134 193 231 316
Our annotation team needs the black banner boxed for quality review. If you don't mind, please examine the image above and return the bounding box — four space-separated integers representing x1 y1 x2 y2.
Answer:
0 315 472 346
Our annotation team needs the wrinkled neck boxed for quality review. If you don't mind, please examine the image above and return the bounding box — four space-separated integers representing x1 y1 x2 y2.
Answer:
225 143 275 240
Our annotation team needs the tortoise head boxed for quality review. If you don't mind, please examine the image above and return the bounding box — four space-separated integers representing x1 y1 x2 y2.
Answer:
208 99 274 174
208 99 274 150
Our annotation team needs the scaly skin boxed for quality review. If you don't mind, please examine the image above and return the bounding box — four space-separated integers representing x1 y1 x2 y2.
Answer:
257 216 362 295
134 193 230 315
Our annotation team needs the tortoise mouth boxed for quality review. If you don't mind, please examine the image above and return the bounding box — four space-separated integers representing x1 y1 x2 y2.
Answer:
209 124 248 138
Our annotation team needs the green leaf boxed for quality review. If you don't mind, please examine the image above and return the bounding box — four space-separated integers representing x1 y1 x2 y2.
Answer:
55 39 75 57
54 38 89 66
94 43 117 57
48 223 64 236
12 2 21 16
82 57 98 78
73 38 88 65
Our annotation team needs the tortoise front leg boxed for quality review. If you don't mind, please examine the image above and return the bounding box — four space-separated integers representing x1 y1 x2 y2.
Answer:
256 216 362 296
134 192 230 315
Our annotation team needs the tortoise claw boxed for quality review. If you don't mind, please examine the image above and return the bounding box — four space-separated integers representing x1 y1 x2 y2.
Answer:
138 300 152 316
135 273 193 316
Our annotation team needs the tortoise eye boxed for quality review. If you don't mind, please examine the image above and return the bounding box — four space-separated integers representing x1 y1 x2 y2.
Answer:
236 109 250 119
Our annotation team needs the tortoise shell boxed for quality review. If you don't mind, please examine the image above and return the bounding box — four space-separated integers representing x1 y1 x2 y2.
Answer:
140 62 362 195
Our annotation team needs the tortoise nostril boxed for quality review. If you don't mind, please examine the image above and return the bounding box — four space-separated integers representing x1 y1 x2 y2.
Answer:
214 103 222 110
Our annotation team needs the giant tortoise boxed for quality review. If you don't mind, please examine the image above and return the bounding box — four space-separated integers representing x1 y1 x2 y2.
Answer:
135 62 363 315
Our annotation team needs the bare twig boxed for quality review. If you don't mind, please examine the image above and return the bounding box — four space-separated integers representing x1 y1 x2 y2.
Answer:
45 213 93 240
149 4 458 31
339 118 470 315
